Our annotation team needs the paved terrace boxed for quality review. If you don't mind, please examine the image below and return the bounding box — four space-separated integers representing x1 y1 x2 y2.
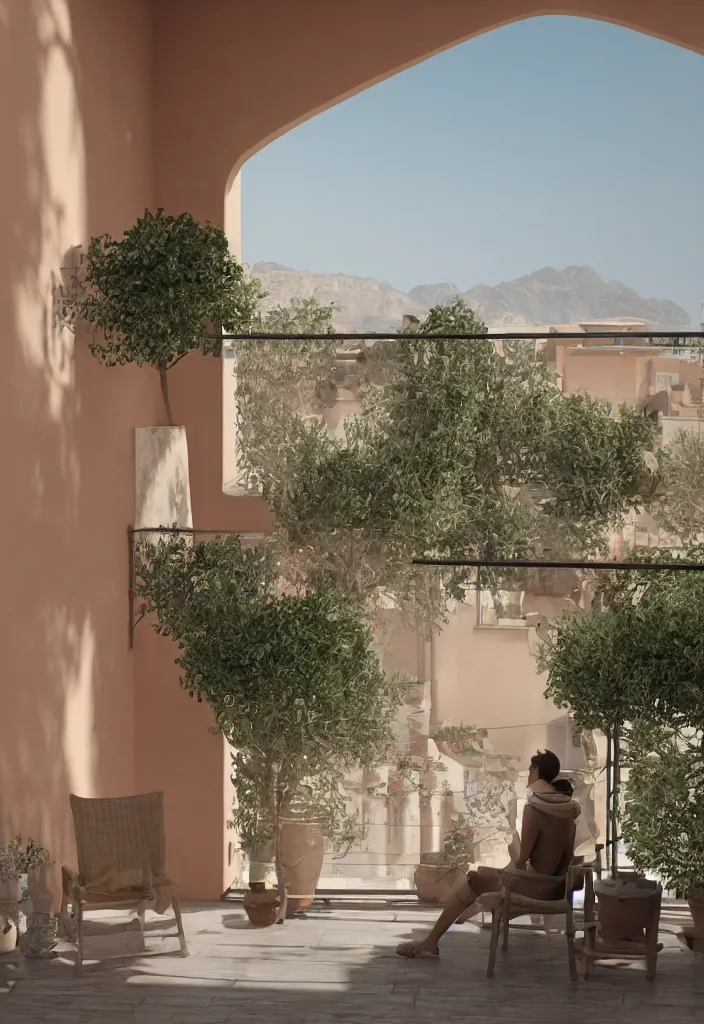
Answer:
1 902 702 1023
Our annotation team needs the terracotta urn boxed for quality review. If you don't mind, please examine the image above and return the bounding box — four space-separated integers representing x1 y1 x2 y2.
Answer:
280 819 325 917
243 883 281 927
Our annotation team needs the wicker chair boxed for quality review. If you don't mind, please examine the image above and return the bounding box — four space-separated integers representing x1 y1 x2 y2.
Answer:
482 862 582 982
60 792 188 975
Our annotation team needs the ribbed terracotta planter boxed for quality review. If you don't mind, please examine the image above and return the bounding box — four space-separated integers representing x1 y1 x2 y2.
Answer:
280 819 325 916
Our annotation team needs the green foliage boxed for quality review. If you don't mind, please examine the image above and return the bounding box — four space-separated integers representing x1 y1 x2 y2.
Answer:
652 431 704 543
541 548 704 732
622 725 704 893
82 209 261 369
135 534 401 858
235 297 338 494
236 298 658 621
541 547 704 890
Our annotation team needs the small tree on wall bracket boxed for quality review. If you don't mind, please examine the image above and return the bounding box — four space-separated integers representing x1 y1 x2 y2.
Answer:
77 209 262 424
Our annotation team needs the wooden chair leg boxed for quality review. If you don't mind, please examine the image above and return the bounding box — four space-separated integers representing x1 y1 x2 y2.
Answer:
502 898 510 953
136 901 146 935
74 900 84 978
645 897 660 981
487 907 502 978
172 896 189 957
566 903 578 982
584 926 595 981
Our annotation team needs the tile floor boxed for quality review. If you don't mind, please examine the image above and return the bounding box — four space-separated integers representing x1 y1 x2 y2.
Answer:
0 901 703 1022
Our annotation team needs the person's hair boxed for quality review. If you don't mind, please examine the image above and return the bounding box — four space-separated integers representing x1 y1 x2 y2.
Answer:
530 749 561 783
552 777 574 797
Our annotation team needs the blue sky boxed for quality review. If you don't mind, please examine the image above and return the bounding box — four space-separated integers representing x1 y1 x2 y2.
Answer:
242 16 704 321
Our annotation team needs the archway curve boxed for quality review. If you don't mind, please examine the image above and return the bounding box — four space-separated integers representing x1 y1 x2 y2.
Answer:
153 1 704 226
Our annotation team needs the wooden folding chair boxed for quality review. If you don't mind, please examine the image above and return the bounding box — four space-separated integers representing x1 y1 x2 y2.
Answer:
60 791 188 976
483 863 582 982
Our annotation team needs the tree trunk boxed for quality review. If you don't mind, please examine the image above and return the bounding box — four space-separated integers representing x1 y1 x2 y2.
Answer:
273 782 288 924
158 365 174 426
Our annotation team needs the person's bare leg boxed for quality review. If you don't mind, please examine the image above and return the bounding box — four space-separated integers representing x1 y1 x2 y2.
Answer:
397 892 471 957
397 868 500 958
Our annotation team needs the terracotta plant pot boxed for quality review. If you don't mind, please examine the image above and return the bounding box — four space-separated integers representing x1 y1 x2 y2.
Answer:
687 887 704 936
414 863 467 906
243 883 281 927
594 877 660 943
280 819 325 916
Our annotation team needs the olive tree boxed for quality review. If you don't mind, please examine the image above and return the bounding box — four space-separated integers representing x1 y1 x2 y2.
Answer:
621 723 704 895
652 431 704 543
541 550 704 734
540 550 704 886
236 299 659 622
78 210 262 423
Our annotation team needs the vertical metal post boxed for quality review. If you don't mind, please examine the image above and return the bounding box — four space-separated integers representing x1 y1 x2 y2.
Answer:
128 526 135 650
475 567 481 627
611 722 621 879
605 728 612 877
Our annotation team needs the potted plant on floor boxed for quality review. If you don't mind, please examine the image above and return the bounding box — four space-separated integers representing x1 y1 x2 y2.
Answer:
136 533 401 925
621 724 704 952
414 821 475 907
541 549 704 942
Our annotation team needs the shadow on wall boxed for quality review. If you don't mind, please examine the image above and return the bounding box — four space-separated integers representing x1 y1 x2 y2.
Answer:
0 0 160 897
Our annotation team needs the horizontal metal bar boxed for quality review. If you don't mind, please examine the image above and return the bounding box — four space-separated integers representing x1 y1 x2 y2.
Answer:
412 557 704 572
221 884 413 897
218 330 704 342
129 526 241 535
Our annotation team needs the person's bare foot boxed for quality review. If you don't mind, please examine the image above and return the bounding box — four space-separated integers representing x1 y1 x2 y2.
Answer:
396 940 439 959
456 906 478 924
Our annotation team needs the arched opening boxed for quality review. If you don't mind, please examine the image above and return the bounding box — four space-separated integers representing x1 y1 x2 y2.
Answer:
219 14 704 891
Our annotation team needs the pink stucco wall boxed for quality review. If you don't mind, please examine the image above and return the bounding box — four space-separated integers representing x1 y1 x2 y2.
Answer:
2 0 703 902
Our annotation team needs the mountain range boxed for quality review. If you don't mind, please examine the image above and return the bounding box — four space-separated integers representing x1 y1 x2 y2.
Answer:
251 262 691 333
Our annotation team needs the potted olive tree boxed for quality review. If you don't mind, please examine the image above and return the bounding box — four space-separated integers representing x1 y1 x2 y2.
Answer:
622 725 704 951
135 534 401 925
541 551 704 942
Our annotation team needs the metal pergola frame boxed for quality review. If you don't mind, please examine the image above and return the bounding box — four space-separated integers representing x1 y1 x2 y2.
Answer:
219 330 704 342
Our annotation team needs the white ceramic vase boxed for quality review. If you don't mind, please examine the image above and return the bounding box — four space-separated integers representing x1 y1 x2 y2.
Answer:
0 878 20 955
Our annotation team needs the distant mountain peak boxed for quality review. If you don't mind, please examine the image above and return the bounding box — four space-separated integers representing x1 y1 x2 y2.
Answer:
251 263 691 332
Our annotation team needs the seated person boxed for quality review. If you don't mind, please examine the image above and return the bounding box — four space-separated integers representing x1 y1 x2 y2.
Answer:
397 749 581 958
